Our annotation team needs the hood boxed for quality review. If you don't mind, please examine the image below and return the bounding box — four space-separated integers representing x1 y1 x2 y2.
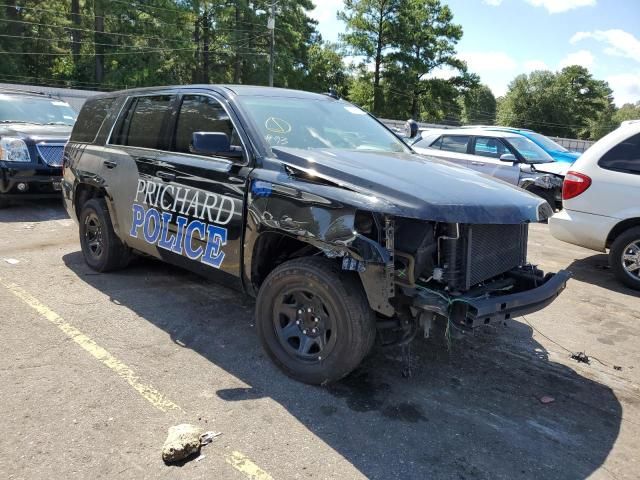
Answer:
549 150 580 163
272 147 550 224
0 123 72 141
531 161 570 176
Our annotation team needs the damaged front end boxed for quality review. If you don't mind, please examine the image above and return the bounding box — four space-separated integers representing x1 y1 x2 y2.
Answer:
245 150 569 347
343 212 570 341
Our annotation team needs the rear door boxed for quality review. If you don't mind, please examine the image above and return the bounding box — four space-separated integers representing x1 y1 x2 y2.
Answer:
471 136 520 184
105 92 175 256
148 90 250 286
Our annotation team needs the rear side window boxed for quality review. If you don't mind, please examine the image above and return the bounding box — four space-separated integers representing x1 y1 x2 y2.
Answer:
70 97 115 143
113 95 172 149
599 133 640 174
173 95 238 154
440 135 470 153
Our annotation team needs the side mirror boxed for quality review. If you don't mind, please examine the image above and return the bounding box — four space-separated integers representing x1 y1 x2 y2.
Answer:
499 153 518 163
191 132 242 160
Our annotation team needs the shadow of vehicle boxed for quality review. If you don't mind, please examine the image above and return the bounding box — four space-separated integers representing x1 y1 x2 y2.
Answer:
0 198 68 223
62 252 622 479
566 253 638 296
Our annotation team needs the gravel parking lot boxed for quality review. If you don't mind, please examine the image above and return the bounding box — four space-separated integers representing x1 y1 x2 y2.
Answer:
1 200 639 480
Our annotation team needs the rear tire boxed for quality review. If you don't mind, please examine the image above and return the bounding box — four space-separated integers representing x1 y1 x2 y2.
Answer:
609 227 640 291
255 257 376 385
79 198 130 272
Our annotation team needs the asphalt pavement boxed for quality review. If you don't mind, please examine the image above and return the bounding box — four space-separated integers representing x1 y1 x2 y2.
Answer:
1 199 639 479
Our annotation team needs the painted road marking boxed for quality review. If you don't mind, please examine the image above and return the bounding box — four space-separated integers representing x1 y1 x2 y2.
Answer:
1 277 275 479
0 277 182 413
227 451 274 480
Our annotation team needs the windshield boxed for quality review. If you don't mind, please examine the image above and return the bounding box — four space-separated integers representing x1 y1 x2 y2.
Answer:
506 136 554 163
528 132 568 152
236 96 409 153
0 94 77 125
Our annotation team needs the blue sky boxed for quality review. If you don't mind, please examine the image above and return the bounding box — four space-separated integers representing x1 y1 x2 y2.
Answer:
310 0 640 106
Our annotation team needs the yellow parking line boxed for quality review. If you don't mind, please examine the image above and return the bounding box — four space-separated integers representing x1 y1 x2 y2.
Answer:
1 277 275 479
0 277 182 413
226 451 274 480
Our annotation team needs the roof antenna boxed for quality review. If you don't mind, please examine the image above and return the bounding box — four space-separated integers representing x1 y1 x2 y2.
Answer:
326 86 339 100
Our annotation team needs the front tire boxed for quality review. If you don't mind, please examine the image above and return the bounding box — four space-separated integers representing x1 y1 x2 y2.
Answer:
609 227 640 290
79 198 130 272
255 257 376 385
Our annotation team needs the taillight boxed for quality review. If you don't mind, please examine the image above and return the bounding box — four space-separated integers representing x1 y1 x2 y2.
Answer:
562 171 592 200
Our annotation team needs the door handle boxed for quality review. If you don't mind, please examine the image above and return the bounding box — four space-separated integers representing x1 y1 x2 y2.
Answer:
157 171 176 182
471 161 485 166
103 160 117 169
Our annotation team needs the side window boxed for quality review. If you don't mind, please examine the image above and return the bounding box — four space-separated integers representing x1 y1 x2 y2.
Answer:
474 137 509 158
440 135 470 154
173 95 237 154
414 135 439 149
113 95 172 149
599 133 640 174
70 97 116 143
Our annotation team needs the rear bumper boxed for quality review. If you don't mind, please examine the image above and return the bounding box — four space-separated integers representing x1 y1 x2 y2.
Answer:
549 208 617 252
412 269 570 328
0 163 62 197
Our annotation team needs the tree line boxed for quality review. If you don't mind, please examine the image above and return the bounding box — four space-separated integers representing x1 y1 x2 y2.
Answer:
0 0 637 140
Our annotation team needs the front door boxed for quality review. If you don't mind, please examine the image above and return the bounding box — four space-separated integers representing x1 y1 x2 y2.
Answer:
471 136 520 185
144 91 249 286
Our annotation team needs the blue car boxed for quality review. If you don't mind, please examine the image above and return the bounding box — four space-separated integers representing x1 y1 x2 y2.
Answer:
481 127 581 164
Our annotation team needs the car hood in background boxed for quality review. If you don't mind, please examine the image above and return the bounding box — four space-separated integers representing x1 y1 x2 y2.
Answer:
0 123 72 141
272 147 551 224
531 161 571 176
549 150 581 163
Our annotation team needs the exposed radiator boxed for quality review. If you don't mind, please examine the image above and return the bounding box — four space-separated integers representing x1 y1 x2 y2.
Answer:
441 223 528 291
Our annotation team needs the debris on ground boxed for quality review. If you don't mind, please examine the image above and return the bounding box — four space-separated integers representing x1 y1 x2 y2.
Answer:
199 431 222 445
3 258 20 265
162 424 203 463
539 395 555 404
162 425 223 463
614 365 623 371
571 352 590 364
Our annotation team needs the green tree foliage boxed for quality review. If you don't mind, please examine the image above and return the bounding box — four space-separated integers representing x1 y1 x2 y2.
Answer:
613 102 640 124
0 0 323 91
460 84 496 125
497 66 616 140
338 0 399 115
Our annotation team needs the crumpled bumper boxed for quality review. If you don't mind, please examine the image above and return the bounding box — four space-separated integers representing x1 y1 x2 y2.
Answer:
0 162 62 197
412 270 571 328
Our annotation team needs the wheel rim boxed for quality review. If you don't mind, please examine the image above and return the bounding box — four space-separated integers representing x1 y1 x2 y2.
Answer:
84 212 104 258
273 288 337 363
621 240 640 280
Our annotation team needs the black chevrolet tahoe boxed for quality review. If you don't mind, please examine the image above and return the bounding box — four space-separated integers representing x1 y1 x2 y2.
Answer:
0 89 77 208
62 85 570 385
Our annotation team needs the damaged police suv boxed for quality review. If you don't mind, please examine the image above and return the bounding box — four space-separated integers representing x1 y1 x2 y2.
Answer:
63 85 569 385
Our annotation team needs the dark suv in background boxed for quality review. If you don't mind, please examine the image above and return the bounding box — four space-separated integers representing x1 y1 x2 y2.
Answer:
0 89 77 208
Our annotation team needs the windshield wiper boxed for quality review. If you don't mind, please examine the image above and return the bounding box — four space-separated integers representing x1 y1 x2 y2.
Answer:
46 121 74 125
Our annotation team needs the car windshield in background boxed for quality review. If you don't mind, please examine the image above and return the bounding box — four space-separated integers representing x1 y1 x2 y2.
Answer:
0 94 77 125
506 136 554 163
528 132 568 152
236 96 409 153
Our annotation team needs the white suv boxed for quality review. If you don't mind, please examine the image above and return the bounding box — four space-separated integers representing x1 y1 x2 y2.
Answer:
549 121 640 290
